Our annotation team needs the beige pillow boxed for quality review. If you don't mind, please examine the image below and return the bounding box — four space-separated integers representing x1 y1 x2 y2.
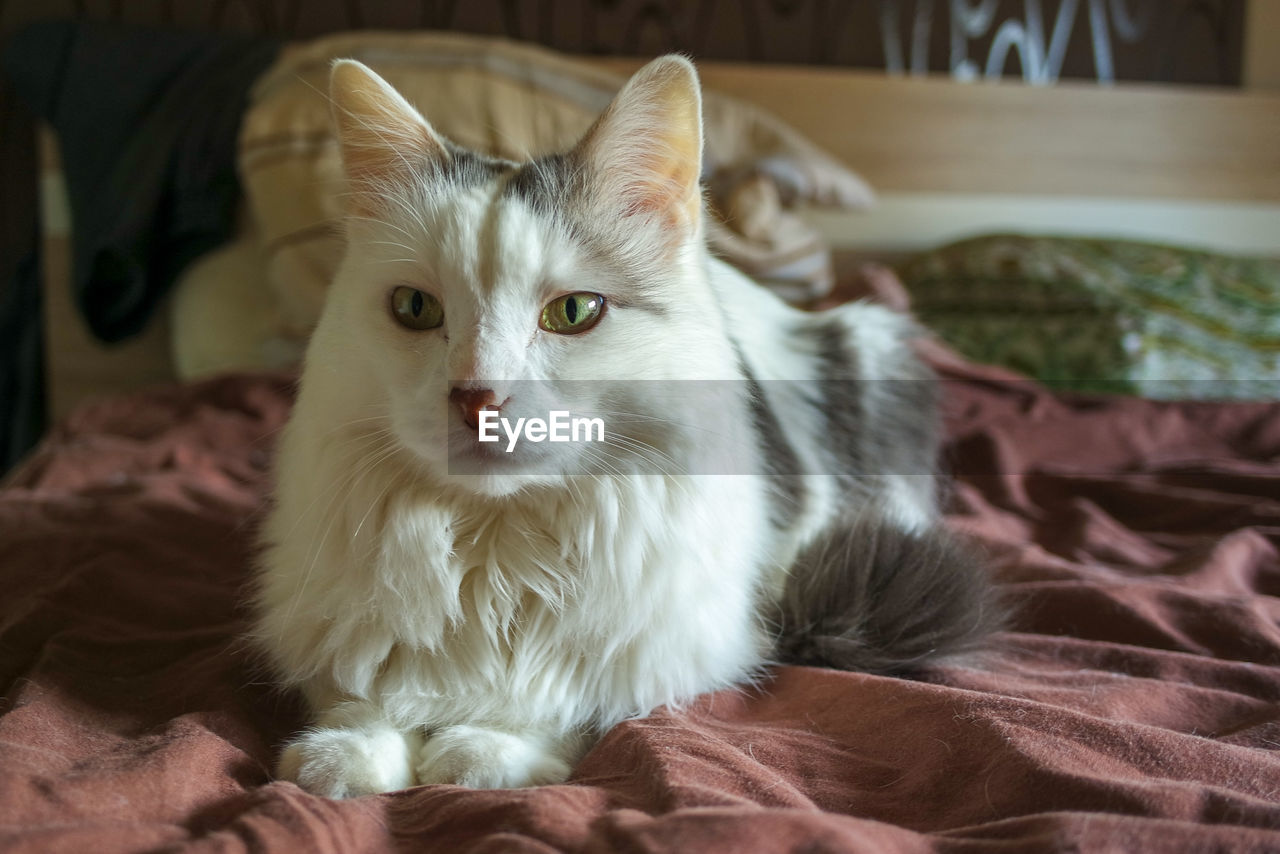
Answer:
238 31 875 343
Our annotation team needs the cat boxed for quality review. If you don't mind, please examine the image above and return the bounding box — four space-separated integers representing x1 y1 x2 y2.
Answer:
254 55 1003 799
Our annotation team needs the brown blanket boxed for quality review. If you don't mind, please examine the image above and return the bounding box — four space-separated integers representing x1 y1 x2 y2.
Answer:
3 363 1279 852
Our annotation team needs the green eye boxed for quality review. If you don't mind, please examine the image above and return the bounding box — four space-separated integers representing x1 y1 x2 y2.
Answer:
391 286 443 330
540 292 604 335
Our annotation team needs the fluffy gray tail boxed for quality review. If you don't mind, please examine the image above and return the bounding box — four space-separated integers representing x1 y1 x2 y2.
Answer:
773 512 1006 675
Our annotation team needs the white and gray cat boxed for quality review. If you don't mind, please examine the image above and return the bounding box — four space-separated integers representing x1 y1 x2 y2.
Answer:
255 55 1002 798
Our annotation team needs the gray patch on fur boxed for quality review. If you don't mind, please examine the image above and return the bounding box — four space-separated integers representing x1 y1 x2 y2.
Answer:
773 510 1007 674
815 317 939 483
441 142 518 187
737 355 807 531
811 318 865 484
501 153 577 209
864 371 939 480
501 154 670 317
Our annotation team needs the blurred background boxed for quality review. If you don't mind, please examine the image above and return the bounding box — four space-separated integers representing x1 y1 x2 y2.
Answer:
1 1 1277 471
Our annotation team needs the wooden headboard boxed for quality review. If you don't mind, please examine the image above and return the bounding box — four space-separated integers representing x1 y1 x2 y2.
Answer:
34 58 1280 419
598 57 1280 256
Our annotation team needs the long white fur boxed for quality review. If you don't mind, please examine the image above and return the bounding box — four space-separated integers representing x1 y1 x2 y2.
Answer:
257 56 928 797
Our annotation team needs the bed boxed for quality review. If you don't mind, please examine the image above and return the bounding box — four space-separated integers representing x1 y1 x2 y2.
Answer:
2 5 1280 852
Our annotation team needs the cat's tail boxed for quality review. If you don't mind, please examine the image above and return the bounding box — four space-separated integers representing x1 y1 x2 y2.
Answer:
772 511 1006 675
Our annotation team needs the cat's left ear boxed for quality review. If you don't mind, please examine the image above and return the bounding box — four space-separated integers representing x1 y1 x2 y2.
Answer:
573 55 703 237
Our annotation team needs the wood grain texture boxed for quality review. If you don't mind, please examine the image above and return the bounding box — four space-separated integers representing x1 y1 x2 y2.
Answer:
592 58 1280 203
1244 0 1280 90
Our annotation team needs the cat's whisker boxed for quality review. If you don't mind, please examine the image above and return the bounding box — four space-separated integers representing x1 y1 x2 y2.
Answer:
365 239 419 253
279 432 396 568
274 426 395 541
595 407 730 439
276 433 400 642
352 458 407 543
282 435 400 588
344 212 419 243
573 445 628 480
599 434 688 476
339 183 431 241
318 411 394 441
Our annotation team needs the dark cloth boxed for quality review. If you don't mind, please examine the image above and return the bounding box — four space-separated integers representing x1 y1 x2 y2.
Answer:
2 20 279 342
2 359 1279 852
0 21 278 472
0 77 43 476
0 252 43 471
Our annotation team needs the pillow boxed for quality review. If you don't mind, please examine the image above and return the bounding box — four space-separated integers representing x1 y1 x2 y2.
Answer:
898 234 1280 400
236 31 875 343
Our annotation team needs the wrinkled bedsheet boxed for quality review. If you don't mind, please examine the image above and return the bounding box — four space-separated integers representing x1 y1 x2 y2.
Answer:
2 361 1279 853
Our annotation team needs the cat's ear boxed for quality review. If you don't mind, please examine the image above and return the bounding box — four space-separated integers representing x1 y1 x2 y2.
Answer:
573 55 703 236
329 59 448 211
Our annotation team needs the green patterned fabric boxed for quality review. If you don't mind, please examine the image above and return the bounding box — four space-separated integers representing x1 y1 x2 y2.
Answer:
898 235 1280 399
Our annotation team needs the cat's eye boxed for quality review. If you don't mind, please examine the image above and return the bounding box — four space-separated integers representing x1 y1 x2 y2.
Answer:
391 286 444 330
540 292 604 335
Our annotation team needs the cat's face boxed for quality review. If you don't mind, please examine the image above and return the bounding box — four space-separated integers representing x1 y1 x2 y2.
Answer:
316 57 737 498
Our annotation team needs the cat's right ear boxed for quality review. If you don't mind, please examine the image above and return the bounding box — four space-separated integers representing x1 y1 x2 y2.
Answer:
571 55 704 240
329 59 448 212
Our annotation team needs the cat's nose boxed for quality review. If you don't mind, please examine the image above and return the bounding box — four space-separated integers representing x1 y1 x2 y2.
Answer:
449 386 502 430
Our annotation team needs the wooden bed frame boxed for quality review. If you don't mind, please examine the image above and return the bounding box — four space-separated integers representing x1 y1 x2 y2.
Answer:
36 57 1280 419
602 59 1280 204
598 58 1280 256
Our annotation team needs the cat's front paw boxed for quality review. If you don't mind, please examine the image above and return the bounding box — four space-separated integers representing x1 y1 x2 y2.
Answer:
279 726 420 798
416 725 572 789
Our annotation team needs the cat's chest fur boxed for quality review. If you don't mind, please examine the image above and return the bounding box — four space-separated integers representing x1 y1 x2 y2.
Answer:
280 463 778 732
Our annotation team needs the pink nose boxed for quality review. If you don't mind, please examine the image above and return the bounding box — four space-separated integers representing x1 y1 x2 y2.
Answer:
449 386 500 430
